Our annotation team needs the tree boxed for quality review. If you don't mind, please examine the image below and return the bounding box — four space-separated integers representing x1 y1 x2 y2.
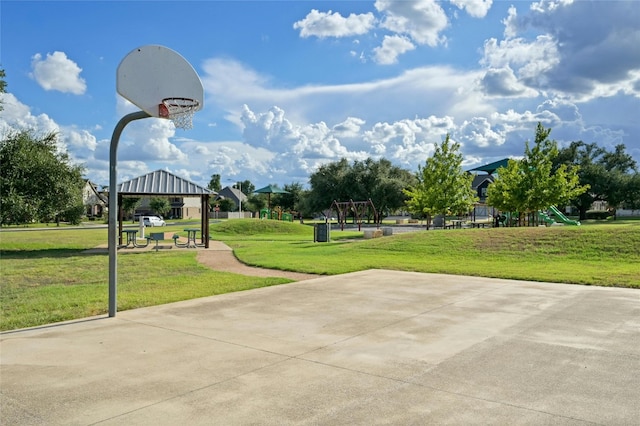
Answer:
149 197 171 217
239 180 255 196
520 123 586 213
207 174 221 192
488 123 588 224
121 197 141 222
218 198 236 212
348 158 417 220
403 134 477 227
307 158 351 214
484 159 525 215
0 68 6 111
1 130 85 225
271 182 304 212
307 158 415 219
623 173 640 210
553 142 638 220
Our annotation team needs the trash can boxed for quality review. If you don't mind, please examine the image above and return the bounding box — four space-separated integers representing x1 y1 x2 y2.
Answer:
314 223 330 242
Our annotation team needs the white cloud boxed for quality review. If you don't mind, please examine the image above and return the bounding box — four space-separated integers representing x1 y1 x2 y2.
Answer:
530 0 575 14
202 58 490 131
0 93 59 136
118 118 187 162
480 67 539 98
450 0 493 18
481 35 560 92
30 51 87 95
502 5 518 39
375 0 448 47
293 9 375 38
373 35 416 65
458 117 506 148
60 128 98 160
494 1 640 101
332 117 366 137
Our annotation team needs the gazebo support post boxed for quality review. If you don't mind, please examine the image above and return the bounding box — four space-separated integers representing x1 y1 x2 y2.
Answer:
201 194 210 248
118 193 123 246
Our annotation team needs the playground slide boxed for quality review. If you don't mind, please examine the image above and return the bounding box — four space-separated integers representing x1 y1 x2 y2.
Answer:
549 206 581 226
538 210 556 225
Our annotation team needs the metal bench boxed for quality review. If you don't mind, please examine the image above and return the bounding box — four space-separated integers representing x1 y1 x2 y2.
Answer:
147 232 172 251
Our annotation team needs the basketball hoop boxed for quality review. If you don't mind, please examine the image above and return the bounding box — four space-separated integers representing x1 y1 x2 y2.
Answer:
159 97 200 130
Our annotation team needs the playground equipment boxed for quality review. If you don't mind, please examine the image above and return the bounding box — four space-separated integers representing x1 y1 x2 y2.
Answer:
329 199 379 231
500 207 580 227
259 208 293 222
538 210 556 226
548 206 581 226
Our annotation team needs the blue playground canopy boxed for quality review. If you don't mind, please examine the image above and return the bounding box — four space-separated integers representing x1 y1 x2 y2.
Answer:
468 158 510 175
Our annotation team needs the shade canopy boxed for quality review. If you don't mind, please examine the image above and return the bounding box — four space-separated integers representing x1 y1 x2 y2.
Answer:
254 184 290 194
254 185 289 211
468 158 510 175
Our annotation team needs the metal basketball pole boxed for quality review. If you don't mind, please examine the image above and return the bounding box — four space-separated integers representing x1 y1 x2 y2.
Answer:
109 111 150 317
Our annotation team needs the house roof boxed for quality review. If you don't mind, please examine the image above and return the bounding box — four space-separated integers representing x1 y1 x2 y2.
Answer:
84 179 108 202
468 158 510 175
216 186 248 202
471 174 495 189
117 169 214 196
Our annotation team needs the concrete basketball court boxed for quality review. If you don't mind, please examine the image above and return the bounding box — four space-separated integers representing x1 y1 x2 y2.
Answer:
1 270 638 425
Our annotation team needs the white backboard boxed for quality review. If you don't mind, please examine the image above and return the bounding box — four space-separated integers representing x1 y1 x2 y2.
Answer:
116 45 204 118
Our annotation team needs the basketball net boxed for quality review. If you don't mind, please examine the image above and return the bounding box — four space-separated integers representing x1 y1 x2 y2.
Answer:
159 98 200 130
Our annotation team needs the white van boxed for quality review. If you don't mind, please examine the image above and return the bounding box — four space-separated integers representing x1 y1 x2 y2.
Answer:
142 216 166 227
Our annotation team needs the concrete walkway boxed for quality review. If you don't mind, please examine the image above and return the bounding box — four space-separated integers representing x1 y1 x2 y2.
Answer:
1 271 639 425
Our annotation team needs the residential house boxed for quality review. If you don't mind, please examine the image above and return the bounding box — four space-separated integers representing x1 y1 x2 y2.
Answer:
82 180 107 219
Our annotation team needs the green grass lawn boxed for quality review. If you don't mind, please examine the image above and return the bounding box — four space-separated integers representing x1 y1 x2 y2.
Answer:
214 220 640 286
1 219 638 331
0 226 292 331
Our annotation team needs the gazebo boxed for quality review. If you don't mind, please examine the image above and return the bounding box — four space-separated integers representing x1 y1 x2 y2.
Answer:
116 170 214 248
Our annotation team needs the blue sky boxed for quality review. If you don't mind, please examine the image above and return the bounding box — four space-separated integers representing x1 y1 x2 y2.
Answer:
2 0 639 190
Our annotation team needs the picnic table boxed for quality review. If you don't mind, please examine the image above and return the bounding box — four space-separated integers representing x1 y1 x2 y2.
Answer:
470 222 489 228
122 229 141 247
184 228 200 248
450 220 466 229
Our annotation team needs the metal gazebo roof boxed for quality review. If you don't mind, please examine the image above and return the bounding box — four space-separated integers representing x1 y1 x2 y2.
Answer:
118 169 213 195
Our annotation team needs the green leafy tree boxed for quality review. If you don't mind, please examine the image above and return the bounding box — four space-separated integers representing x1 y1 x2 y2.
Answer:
149 197 171 217
1 130 85 225
207 173 221 192
404 134 477 227
520 123 586 213
553 142 637 220
239 180 255 196
623 173 640 210
61 203 85 225
271 182 304 212
307 158 415 220
243 193 265 213
307 158 351 214
488 123 588 224
485 159 525 214
348 158 417 221
218 197 236 212
121 197 141 222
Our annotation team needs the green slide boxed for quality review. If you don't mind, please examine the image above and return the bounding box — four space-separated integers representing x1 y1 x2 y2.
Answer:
548 206 581 226
538 210 556 225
